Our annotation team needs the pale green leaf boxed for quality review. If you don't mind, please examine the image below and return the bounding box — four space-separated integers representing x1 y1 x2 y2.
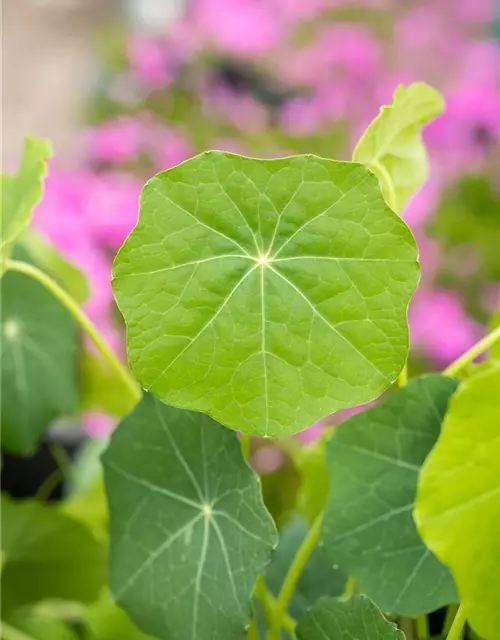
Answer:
86 590 155 640
1 498 106 616
296 595 404 640
6 610 79 640
266 515 346 619
353 83 444 213
415 363 500 640
102 393 277 640
17 229 89 303
322 375 458 615
113 152 419 436
1 138 52 262
1 271 79 454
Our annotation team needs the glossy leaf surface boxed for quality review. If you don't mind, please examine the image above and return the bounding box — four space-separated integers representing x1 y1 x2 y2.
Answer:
113 152 419 436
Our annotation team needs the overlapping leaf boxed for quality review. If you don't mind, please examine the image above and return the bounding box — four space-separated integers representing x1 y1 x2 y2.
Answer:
321 375 458 615
1 271 79 454
353 83 444 213
415 364 500 640
113 152 419 436
1 498 106 616
1 137 52 265
102 393 277 640
296 595 404 640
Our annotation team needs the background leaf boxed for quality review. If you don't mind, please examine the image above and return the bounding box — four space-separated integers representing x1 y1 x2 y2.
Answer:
1 271 79 454
85 590 155 640
1 137 52 263
113 151 419 436
6 610 79 640
295 595 405 640
353 83 444 213
321 375 458 615
415 364 500 640
1 498 107 616
102 393 277 640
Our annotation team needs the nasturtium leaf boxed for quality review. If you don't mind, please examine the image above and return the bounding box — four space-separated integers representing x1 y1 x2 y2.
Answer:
1 498 106 616
1 271 79 454
17 229 89 303
321 375 459 615
102 393 277 640
113 152 419 436
353 83 444 213
296 595 404 640
266 515 346 619
1 137 52 264
415 364 500 640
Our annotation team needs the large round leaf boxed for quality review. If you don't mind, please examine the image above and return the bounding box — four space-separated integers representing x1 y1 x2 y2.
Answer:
415 363 500 640
296 595 404 640
113 152 419 436
321 375 458 615
1 498 106 616
1 271 79 454
102 393 277 640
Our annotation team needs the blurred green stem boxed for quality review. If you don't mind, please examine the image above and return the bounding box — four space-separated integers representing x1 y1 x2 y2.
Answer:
1 623 36 640
446 604 466 640
241 433 252 461
397 364 409 387
6 259 141 405
444 326 500 377
416 615 429 639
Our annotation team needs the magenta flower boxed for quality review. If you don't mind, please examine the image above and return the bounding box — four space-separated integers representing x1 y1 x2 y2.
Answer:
85 117 146 165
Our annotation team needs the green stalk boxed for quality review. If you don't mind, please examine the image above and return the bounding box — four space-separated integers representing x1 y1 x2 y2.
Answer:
446 605 466 640
267 515 322 639
443 326 500 377
6 259 141 405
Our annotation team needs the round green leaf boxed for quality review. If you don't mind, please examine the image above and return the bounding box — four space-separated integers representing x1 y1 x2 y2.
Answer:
113 152 419 436
322 375 458 615
102 393 277 640
1 498 107 616
296 595 404 640
1 271 79 454
415 364 500 640
353 83 444 214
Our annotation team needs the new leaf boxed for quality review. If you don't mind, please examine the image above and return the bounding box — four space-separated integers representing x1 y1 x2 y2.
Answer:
113 152 419 436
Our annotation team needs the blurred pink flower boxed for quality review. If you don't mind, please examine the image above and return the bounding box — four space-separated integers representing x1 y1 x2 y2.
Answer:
83 412 117 439
86 117 146 165
127 36 174 89
409 290 483 364
150 126 193 172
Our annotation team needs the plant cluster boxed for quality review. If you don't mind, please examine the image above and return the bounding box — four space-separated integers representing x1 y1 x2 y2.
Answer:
1 83 499 640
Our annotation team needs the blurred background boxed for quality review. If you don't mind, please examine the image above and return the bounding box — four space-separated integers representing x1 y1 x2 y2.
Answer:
2 0 500 450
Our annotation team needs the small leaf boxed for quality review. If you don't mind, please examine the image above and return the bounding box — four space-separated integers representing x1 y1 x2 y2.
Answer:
102 393 277 640
415 364 500 640
296 595 404 640
113 152 419 436
353 83 444 213
79 351 137 418
1 271 79 454
1 138 52 263
266 515 346 619
17 229 89 303
321 375 458 615
1 498 107 616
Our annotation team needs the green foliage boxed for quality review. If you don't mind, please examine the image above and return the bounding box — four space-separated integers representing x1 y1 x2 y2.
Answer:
85 590 154 640
1 498 106 616
1 270 79 454
113 151 419 436
102 393 277 640
353 83 444 213
6 610 79 640
415 364 500 640
295 595 405 640
17 229 89 304
321 375 458 615
266 515 346 619
1 138 52 266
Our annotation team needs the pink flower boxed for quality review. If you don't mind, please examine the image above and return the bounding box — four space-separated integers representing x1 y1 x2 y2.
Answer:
85 118 146 165
127 36 174 90
409 290 483 365
83 411 117 439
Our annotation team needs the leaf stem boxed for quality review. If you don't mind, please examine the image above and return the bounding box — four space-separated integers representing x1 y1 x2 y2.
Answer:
443 326 500 377
416 615 429 639
0 622 37 640
446 604 466 640
267 515 322 638
241 433 252 461
5 259 141 405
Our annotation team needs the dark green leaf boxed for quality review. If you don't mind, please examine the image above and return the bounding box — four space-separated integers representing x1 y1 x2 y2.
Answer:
1 498 107 615
322 375 459 615
113 152 419 436
102 393 277 640
1 271 79 454
296 595 404 640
